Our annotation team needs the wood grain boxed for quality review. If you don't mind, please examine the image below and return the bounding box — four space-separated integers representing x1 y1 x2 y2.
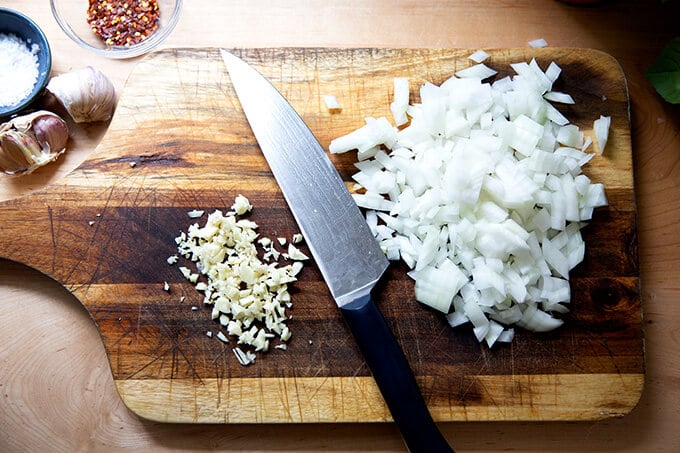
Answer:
0 47 642 423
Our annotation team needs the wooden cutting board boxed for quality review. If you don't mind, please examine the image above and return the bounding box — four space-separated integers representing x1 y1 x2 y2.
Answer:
0 48 642 423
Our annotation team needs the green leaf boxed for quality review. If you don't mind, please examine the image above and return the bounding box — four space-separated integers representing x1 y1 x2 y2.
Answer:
645 37 680 104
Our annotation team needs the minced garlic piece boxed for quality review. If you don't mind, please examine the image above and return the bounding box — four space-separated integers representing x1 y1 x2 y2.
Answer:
216 331 229 343
233 347 256 366
187 209 204 218
174 195 307 366
287 244 309 261
231 194 253 215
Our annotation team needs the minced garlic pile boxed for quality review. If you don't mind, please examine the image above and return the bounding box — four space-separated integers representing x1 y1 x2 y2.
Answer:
169 195 308 366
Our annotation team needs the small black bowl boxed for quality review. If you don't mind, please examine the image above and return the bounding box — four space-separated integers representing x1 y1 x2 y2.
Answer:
0 8 52 117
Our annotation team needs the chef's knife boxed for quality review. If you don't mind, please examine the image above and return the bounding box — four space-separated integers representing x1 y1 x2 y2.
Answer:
221 49 453 453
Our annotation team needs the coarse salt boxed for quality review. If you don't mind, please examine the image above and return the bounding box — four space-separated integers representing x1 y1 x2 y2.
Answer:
0 33 40 107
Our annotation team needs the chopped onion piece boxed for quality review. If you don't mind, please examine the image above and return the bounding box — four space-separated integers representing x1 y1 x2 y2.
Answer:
485 320 505 347
556 124 584 148
329 117 397 154
390 78 410 126
528 38 548 48
516 303 563 332
544 91 575 104
545 62 562 84
323 94 342 113
497 328 515 343
594 115 611 155
469 49 490 63
414 259 467 313
455 63 498 80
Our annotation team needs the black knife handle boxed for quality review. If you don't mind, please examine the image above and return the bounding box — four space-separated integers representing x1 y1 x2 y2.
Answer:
340 294 454 453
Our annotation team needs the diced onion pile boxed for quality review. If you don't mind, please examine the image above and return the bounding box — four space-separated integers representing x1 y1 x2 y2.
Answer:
329 56 609 347
171 195 308 365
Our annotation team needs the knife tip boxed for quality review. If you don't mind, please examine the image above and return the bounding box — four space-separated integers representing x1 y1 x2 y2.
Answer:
220 49 247 74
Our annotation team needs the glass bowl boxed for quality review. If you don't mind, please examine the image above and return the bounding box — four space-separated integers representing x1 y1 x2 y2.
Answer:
0 8 52 117
50 0 182 59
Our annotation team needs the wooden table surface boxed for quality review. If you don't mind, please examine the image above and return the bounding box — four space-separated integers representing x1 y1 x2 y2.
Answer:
1 1 678 451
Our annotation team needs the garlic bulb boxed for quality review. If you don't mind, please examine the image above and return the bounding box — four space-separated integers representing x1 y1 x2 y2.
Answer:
0 110 69 175
47 66 116 123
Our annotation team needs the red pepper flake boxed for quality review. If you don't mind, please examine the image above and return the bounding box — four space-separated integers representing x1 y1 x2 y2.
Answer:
87 0 160 47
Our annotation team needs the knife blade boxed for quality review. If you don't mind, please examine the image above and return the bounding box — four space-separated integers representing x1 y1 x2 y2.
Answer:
221 49 453 453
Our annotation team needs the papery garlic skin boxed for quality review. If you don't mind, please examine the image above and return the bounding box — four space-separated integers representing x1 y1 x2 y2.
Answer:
0 110 69 175
47 66 117 123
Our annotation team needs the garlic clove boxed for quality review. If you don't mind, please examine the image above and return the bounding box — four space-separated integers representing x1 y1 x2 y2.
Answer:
0 121 11 134
29 112 69 153
0 149 19 174
46 66 117 124
0 130 40 174
0 110 69 175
